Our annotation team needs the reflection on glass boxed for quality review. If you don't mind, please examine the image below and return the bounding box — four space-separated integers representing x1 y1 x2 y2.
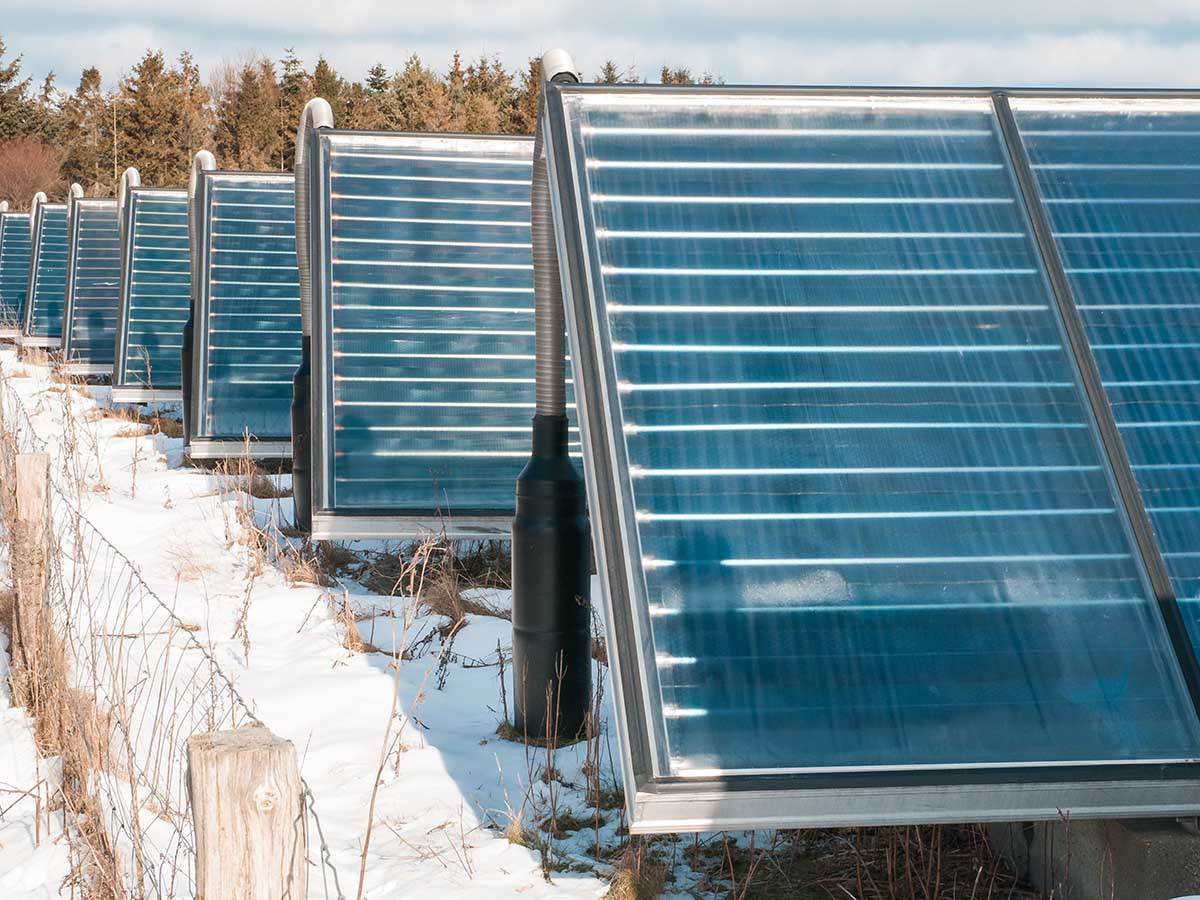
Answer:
564 92 1200 774
65 202 121 367
27 205 68 339
199 175 300 441
120 191 190 390
323 134 556 514
0 213 32 329
1015 98 1200 653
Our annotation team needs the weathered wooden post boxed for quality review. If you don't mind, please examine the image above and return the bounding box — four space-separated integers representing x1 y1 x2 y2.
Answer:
187 726 306 899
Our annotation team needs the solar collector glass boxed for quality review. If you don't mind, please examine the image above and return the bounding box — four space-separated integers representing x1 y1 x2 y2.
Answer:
310 132 567 534
24 203 68 345
113 189 190 399
549 89 1200 787
0 211 31 336
1013 97 1200 653
62 199 121 373
191 173 299 453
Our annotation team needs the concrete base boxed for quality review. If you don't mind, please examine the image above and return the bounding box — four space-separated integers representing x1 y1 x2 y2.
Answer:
988 818 1200 900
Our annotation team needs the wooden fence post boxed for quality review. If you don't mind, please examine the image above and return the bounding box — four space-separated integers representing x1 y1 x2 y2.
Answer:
12 452 50 701
187 726 307 899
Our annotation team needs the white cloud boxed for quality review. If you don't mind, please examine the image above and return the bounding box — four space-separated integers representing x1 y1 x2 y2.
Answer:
6 1 1200 89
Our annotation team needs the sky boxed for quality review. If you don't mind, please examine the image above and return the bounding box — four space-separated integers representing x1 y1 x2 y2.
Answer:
5 0 1200 90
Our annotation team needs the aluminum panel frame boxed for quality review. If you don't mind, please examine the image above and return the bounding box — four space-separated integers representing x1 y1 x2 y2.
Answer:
541 81 1200 831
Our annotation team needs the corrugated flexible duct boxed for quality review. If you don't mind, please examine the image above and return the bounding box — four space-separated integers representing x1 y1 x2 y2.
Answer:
531 49 580 416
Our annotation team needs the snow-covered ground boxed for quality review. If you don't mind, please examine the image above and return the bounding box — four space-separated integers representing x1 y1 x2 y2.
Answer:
0 351 620 898
0 350 1045 900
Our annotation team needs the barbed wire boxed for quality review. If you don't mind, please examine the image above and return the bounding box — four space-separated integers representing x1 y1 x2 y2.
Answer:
0 367 342 898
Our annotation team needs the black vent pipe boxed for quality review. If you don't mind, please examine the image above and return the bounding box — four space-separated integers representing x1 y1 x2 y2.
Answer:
511 49 592 743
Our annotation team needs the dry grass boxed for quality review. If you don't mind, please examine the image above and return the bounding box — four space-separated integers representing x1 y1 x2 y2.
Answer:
166 541 216 583
338 594 384 655
214 454 291 500
6 511 124 898
0 589 14 638
607 842 668 900
89 404 184 440
360 540 512 629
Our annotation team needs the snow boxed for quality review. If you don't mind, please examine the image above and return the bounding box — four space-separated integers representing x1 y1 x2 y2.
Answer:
0 352 616 898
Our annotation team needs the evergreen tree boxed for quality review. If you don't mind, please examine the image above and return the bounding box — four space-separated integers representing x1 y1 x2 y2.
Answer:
342 81 386 131
445 52 467 130
277 48 311 169
0 36 39 140
465 55 513 133
311 56 345 121
508 56 542 135
59 66 112 195
365 63 389 95
176 52 211 171
119 51 210 187
660 65 696 85
390 55 451 133
596 61 622 84
213 58 279 170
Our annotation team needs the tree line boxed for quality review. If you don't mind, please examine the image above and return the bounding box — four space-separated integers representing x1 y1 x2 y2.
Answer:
0 36 717 208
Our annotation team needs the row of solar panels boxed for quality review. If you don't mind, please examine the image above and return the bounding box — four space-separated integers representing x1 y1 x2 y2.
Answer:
0 134 541 537
3 71 1200 829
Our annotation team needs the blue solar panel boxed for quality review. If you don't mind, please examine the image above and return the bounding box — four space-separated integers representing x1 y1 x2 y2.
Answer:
190 172 299 457
1014 98 1200 655
24 203 68 345
306 131 548 536
543 86 1200 826
0 211 31 335
62 199 121 373
113 188 190 400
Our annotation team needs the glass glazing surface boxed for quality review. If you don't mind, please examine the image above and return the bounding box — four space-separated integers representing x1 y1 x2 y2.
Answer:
0 213 31 328
1014 98 1200 652
26 205 68 339
119 191 190 388
200 174 300 440
558 91 1200 775
65 202 121 366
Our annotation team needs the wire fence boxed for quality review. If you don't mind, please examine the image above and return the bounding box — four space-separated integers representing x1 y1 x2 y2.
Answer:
0 368 344 899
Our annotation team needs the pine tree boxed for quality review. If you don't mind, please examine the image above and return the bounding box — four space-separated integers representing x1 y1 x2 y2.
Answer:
213 58 280 170
59 66 112 195
277 48 311 169
176 52 211 172
445 52 467 130
0 36 38 140
311 56 345 121
596 61 622 84
508 56 542 135
465 55 513 133
391 55 450 133
660 66 696 85
119 51 210 187
365 63 389 95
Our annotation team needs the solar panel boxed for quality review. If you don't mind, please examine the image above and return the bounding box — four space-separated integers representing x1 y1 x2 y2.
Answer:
542 84 1200 829
302 129 550 538
1012 97 1200 655
112 187 190 402
187 170 299 459
61 196 121 375
23 199 68 348
0 209 31 340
